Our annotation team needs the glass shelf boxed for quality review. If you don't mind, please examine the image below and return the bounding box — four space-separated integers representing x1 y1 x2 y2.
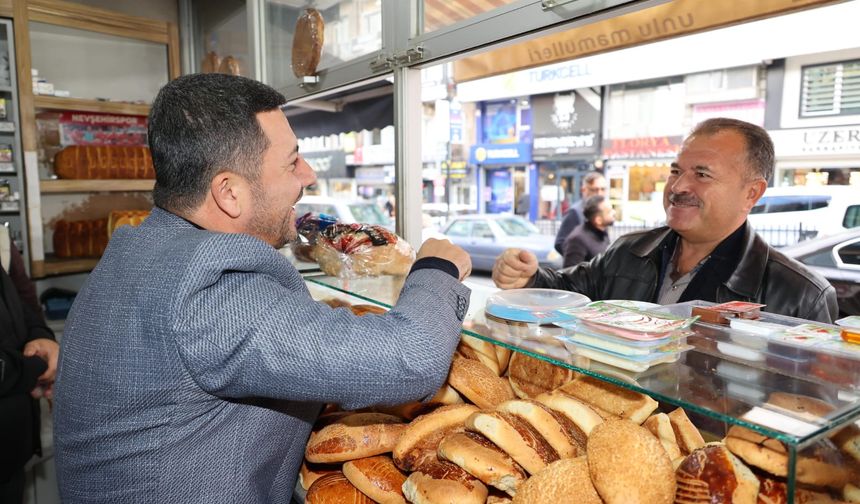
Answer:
304 274 860 450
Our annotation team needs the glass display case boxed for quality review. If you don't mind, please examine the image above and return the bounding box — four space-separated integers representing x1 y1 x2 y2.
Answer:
303 273 860 501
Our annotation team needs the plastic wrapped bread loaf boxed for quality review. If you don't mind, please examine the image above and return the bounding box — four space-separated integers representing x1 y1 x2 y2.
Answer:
53 145 155 180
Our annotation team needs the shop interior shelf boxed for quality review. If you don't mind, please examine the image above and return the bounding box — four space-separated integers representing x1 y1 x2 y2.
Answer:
40 179 155 193
304 274 860 451
33 95 150 116
39 255 100 277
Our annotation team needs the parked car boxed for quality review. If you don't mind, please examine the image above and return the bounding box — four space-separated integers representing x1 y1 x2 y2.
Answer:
781 228 860 317
748 185 860 247
294 196 393 230
441 214 562 272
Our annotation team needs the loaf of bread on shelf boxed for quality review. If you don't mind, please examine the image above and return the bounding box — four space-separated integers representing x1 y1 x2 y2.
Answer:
54 145 155 180
393 403 478 472
292 8 324 78
108 210 150 238
53 218 109 258
437 431 527 496
401 459 488 504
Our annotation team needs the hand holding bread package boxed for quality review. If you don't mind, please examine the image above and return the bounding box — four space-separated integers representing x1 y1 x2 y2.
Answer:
294 213 416 277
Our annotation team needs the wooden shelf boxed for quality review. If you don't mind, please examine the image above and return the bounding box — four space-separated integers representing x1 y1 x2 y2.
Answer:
35 256 100 277
33 95 150 116
41 179 154 193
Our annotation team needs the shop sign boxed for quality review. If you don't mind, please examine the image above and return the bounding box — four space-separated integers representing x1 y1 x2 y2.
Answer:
355 166 393 185
302 150 347 179
442 161 469 179
602 136 683 159
453 0 839 83
532 91 601 159
770 126 860 157
691 99 765 126
353 144 394 166
56 111 147 146
469 143 532 165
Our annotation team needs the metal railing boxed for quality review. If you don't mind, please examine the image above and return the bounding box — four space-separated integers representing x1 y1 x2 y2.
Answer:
534 219 819 248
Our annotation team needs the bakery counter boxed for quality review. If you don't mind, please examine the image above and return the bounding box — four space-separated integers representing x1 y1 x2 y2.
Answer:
303 274 860 502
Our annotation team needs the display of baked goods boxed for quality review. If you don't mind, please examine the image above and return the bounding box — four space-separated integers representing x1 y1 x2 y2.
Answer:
295 295 859 503
54 145 155 179
53 218 109 258
107 210 150 238
292 8 324 78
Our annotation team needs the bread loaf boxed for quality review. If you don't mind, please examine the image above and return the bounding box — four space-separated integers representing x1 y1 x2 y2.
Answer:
401 460 488 504
447 354 515 409
305 472 373 504
512 457 601 504
393 404 478 472
292 8 324 78
557 375 658 424
305 412 406 464
507 352 576 399
299 461 340 491
54 145 154 180
108 210 150 238
674 444 759 504
496 399 585 459
587 419 676 504
313 223 415 277
464 411 559 475
342 455 407 504
437 431 527 496
53 218 109 258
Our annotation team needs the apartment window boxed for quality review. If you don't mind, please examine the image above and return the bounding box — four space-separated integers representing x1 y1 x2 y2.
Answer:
800 59 860 117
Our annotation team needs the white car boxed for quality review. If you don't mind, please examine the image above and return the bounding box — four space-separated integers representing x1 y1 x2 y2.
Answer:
748 185 860 247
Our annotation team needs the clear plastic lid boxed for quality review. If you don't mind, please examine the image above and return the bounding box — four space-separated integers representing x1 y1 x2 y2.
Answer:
485 288 591 324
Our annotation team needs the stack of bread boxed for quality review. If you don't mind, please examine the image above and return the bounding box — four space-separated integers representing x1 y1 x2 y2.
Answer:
305 299 859 503
53 210 150 258
53 145 155 179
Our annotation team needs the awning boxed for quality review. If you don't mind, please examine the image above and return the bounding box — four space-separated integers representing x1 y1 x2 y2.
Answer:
285 94 393 139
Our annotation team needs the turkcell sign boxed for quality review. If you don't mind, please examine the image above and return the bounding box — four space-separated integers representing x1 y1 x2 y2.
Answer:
469 143 532 165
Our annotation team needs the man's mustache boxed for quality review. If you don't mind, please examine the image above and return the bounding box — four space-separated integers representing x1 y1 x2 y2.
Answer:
668 192 701 206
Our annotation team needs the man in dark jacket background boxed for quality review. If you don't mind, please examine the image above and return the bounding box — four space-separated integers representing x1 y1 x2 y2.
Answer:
1 233 59 503
562 195 615 268
492 118 838 323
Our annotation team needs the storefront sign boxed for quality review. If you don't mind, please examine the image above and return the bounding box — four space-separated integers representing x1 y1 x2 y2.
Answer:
770 126 860 157
602 136 683 159
355 166 394 185
453 0 839 83
56 111 147 146
532 91 601 160
469 143 531 165
691 99 765 126
353 144 394 166
302 150 347 178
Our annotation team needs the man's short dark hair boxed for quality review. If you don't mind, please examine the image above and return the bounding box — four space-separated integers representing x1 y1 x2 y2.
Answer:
689 117 774 183
583 195 606 222
148 73 287 213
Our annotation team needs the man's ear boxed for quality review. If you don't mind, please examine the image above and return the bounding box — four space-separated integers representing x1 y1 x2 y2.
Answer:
745 177 768 209
210 171 245 219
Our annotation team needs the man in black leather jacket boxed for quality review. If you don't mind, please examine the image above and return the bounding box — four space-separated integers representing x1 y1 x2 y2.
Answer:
492 118 838 323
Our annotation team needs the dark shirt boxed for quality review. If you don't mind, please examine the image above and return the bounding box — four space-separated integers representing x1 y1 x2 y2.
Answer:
562 221 610 268
553 200 585 254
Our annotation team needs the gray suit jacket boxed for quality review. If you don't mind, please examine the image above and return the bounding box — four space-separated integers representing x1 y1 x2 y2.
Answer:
53 207 470 503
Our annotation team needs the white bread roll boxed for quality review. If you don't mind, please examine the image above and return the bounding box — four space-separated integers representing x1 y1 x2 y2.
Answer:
556 375 658 424
535 392 603 437
512 457 601 504
506 352 576 399
447 354 515 409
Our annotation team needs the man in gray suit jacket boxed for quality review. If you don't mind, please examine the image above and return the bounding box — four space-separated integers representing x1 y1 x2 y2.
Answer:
53 73 473 503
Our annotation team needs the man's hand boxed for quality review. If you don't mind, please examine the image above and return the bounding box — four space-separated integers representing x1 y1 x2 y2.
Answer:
416 238 472 281
492 248 538 289
23 338 60 399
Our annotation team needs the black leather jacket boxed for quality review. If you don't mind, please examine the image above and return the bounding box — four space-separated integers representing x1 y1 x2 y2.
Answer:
530 222 838 323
